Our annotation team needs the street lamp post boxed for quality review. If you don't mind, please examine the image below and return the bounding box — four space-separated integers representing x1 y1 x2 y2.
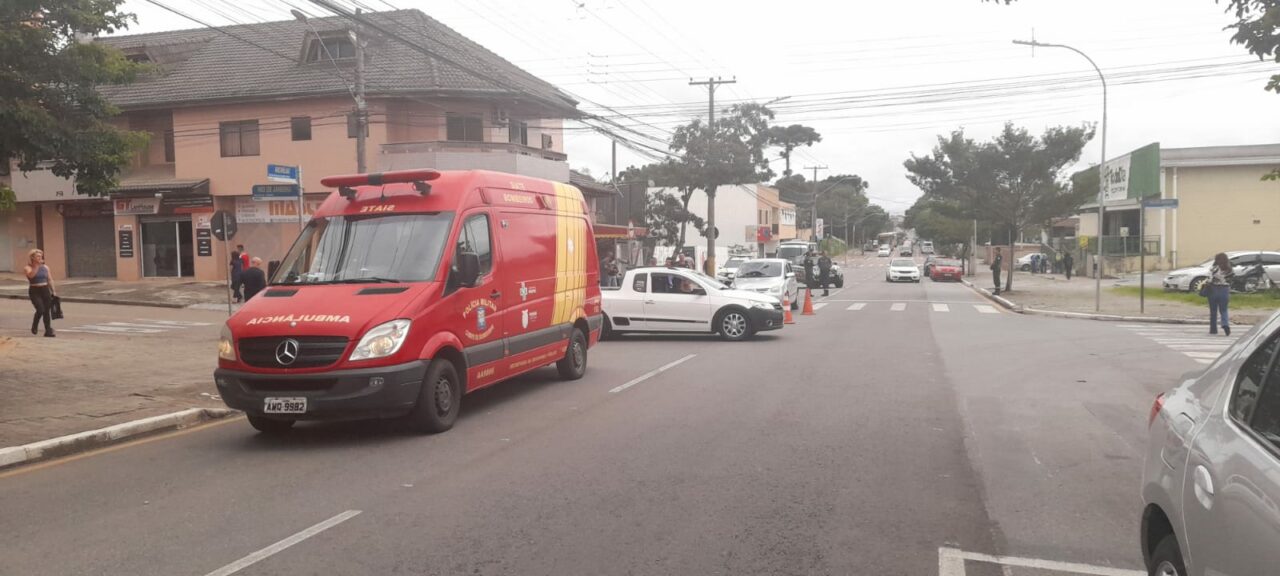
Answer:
1013 39 1107 312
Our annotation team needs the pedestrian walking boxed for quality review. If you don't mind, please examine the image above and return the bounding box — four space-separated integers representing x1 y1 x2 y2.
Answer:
229 246 244 302
24 249 56 337
242 257 268 300
600 250 620 287
991 247 1003 294
1207 252 1234 336
818 251 833 296
1062 251 1073 280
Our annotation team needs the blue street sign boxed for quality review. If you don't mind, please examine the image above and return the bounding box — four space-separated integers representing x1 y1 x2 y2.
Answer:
267 164 299 183
252 184 300 200
1141 198 1179 209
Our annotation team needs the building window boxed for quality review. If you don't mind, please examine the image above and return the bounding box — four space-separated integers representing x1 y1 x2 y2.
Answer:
291 117 312 141
306 36 355 62
541 133 553 150
219 120 260 157
508 121 528 146
346 113 367 139
446 115 483 142
163 129 175 162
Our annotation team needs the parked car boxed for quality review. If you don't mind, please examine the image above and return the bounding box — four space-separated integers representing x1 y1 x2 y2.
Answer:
885 258 921 283
1015 252 1046 272
1163 251 1280 293
930 258 963 281
716 255 750 284
877 245 891 257
602 267 784 341
215 169 601 436
1141 310 1280 576
730 258 801 309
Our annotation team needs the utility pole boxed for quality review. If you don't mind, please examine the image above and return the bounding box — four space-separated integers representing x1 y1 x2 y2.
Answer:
805 165 827 244
353 8 368 174
689 76 735 274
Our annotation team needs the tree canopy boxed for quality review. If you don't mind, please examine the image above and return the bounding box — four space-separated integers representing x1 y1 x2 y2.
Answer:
1 0 149 205
904 122 1095 290
764 124 822 177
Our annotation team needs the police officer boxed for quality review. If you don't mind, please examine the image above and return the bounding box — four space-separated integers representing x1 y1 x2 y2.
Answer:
818 251 833 296
802 251 815 291
991 247 1004 294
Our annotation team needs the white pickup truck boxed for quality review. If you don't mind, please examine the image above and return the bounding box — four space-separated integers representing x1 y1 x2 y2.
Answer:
601 267 785 341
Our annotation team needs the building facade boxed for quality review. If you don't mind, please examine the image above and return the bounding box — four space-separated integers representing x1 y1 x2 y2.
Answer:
2 9 576 280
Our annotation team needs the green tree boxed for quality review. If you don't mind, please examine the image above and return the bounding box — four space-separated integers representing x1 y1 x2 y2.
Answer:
644 190 705 249
0 0 149 207
764 124 822 177
1218 1 1280 179
903 197 975 256
904 122 1095 291
620 160 704 254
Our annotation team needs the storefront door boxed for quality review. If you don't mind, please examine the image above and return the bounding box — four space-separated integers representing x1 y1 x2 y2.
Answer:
141 217 194 277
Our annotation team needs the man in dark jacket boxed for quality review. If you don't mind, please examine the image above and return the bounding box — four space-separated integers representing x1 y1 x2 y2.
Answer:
818 252 833 296
991 247 1004 294
802 252 815 290
1062 251 1074 280
229 248 244 302
242 257 268 301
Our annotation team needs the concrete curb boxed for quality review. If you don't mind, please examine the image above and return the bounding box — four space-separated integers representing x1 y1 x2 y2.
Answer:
0 292 190 309
0 408 239 470
960 278 1221 325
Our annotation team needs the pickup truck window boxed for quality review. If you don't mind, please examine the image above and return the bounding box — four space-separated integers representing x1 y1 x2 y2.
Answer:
632 273 648 293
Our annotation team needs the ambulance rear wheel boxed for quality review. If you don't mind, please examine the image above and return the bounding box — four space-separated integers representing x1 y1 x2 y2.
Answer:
558 329 588 380
406 359 461 434
248 416 294 435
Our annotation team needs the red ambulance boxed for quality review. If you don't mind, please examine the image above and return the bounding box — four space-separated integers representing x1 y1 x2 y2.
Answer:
214 169 602 434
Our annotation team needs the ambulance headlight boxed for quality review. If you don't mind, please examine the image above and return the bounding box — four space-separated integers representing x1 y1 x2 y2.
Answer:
349 319 412 361
218 324 236 361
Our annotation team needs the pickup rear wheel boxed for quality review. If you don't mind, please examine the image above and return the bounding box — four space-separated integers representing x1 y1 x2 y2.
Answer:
405 359 461 434
716 308 752 341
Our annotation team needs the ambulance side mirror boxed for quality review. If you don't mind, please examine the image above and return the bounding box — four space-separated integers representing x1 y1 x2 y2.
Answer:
457 252 481 287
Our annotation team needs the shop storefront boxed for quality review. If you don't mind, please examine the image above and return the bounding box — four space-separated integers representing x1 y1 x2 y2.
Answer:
59 201 117 278
111 179 214 280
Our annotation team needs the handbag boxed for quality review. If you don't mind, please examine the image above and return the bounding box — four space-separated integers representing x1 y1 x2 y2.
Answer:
1198 282 1211 298
50 295 64 320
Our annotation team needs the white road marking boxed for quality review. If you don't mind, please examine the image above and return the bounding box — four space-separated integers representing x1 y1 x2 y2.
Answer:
932 303 950 312
1196 359 1214 364
203 510 361 576
811 303 828 310
890 303 907 311
818 288 844 299
58 326 164 334
938 547 1145 576
974 305 999 314
609 354 698 394
1183 352 1223 359
1120 324 1240 366
847 303 867 311
140 319 213 326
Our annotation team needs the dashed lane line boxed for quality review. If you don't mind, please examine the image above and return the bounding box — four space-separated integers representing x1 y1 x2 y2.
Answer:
203 510 362 576
609 354 698 394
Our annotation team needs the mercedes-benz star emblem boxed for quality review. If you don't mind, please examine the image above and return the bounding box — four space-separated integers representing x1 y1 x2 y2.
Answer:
275 338 300 366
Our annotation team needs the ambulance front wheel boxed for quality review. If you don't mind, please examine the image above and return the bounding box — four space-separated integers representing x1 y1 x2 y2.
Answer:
406 358 461 434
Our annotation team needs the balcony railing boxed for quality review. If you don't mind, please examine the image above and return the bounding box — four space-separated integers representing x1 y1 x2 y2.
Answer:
381 140 568 162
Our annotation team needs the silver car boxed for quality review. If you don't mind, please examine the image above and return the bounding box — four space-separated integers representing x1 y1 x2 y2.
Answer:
1141 310 1280 576
1162 251 1280 293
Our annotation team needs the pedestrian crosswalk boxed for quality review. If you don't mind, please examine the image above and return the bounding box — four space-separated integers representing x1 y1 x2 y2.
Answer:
1118 324 1241 365
821 301 1002 315
58 319 212 336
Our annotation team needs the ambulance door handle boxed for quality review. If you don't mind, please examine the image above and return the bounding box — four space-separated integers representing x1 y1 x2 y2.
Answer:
490 290 502 300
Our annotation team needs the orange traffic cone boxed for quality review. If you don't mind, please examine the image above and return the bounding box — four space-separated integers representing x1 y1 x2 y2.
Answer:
783 293 795 324
801 287 816 316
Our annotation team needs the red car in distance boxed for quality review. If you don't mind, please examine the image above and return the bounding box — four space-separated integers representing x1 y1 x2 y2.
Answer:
930 258 963 281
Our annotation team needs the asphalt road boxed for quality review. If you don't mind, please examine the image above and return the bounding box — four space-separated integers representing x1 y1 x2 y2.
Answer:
1 255 1209 576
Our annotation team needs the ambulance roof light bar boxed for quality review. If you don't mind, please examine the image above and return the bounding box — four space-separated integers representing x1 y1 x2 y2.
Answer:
320 170 442 200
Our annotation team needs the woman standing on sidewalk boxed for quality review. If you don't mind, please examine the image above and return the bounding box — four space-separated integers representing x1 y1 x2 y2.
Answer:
24 249 56 337
1208 252 1234 336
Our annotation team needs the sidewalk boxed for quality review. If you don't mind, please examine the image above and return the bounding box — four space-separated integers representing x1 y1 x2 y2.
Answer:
0 273 229 308
977 271 1273 325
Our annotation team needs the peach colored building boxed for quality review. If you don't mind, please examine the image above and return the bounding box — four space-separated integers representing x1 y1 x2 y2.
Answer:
1 9 576 281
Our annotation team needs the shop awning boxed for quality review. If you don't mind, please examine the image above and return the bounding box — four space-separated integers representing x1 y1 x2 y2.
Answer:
595 223 647 239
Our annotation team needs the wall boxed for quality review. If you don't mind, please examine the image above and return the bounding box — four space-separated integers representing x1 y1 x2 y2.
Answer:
650 184 758 251
382 98 565 154
1173 164 1280 266
173 97 386 196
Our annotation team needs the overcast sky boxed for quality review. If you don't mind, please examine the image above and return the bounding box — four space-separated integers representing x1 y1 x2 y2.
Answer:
117 0 1278 214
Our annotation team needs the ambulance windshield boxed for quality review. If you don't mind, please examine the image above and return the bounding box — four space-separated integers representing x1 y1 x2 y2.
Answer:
273 213 454 284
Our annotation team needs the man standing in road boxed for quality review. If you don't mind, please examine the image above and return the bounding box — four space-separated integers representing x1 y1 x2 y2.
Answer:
991 247 1003 294
818 251 833 296
229 246 244 303
242 257 267 300
1063 250 1074 281
803 251 815 291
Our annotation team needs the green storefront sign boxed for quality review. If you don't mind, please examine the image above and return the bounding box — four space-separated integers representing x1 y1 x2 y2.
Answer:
1100 142 1160 203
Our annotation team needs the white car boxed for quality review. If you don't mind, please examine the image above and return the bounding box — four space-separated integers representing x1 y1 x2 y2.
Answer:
877 245 891 257
602 267 785 341
1163 251 1280 293
1015 252 1047 271
885 258 921 282
728 258 801 310
716 255 751 283
920 241 934 255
